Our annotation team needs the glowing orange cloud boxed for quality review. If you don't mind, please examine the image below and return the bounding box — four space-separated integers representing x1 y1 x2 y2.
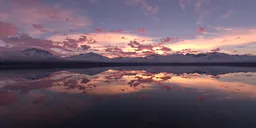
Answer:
45 27 256 57
164 28 256 54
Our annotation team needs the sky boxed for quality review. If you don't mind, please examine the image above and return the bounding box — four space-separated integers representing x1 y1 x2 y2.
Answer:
0 0 255 58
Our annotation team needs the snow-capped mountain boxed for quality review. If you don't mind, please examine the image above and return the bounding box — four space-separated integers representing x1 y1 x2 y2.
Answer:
1 49 256 63
148 52 256 63
65 52 110 62
110 52 256 63
181 52 256 62
0 48 61 61
66 52 256 63
21 48 58 59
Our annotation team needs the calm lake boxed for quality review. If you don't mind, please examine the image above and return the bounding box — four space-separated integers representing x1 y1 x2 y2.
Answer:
1 66 256 128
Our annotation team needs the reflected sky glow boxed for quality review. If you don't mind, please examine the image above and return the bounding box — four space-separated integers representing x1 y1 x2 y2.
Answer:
1 67 256 128
1 68 256 96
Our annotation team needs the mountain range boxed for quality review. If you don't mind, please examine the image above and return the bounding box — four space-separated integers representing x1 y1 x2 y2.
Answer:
0 48 61 61
1 48 256 63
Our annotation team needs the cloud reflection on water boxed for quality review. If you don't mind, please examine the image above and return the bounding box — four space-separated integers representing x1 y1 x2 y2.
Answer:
1 66 256 128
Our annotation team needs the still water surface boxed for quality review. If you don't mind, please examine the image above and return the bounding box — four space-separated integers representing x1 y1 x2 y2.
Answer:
1 66 256 128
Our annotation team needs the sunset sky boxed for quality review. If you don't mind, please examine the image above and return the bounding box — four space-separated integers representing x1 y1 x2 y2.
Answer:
0 0 255 57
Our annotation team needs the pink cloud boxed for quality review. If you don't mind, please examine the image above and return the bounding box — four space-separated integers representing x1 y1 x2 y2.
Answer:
211 48 220 52
178 0 209 11
39 29 49 33
197 26 205 33
176 49 201 55
128 40 153 51
126 0 158 15
159 37 180 44
110 29 124 33
194 0 209 10
161 37 173 43
178 0 191 11
65 18 73 22
48 32 153 50
221 10 234 19
32 24 44 29
137 44 153 51
137 28 146 33
44 28 256 57
128 40 141 48
47 32 174 57
0 21 18 37
93 28 105 33
78 35 87 42
104 47 137 57
80 45 91 50
0 34 80 56
0 1 91 36
160 46 172 52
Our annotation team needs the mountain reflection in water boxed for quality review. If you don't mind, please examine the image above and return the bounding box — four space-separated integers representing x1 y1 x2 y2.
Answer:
0 66 256 128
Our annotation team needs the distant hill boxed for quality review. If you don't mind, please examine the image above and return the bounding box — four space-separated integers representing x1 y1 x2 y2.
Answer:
1 48 256 63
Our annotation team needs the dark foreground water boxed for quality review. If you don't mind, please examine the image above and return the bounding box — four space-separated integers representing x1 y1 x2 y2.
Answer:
1 66 256 128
